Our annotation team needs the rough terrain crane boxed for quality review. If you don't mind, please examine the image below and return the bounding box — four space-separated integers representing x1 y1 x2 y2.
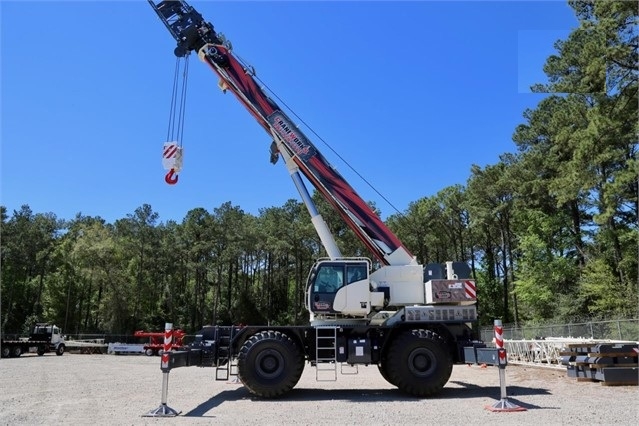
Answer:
148 0 481 398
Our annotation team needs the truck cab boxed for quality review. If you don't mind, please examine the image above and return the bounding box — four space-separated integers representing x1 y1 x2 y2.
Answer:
30 324 64 346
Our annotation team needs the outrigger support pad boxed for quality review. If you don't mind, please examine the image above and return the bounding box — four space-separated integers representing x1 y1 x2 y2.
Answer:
144 402 181 417
485 398 526 412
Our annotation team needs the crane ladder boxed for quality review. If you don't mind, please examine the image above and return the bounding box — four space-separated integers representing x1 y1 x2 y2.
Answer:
215 326 239 381
315 326 338 381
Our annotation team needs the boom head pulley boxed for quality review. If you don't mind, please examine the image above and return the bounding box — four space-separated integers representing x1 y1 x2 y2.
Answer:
148 0 223 57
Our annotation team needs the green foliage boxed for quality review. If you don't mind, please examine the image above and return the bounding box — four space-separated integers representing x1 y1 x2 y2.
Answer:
578 257 635 318
579 259 629 317
473 269 503 326
1 205 63 332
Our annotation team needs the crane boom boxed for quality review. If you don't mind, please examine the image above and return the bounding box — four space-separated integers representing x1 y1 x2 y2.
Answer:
148 0 415 266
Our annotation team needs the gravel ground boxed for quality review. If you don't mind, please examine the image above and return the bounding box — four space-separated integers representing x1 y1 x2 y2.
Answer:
1 353 638 425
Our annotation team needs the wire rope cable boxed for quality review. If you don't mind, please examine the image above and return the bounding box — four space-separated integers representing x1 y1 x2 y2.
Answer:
235 52 404 218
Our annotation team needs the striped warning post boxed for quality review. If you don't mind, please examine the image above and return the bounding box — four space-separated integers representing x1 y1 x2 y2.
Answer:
485 319 526 412
143 322 180 417
493 321 507 366
161 325 173 371
494 321 503 349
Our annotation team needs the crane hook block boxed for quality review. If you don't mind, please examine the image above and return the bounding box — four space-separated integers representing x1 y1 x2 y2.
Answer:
162 141 183 185
162 142 183 172
165 169 179 185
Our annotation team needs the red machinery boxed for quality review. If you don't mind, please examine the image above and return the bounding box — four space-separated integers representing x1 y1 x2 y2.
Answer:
134 329 186 356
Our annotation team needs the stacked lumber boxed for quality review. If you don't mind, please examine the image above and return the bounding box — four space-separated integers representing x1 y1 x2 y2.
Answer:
560 342 638 386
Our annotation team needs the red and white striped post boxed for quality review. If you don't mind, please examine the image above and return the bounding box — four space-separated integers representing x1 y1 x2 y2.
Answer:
161 324 173 371
485 319 526 412
494 319 507 368
143 323 180 417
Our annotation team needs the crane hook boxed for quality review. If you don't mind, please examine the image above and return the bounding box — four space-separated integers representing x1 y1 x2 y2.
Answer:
165 169 179 185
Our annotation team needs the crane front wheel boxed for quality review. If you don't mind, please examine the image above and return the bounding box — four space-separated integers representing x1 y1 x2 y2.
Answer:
237 330 304 398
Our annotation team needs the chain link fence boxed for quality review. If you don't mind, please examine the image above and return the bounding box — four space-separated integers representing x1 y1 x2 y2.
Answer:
480 318 639 342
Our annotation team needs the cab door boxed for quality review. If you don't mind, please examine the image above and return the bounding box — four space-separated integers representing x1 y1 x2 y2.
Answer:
308 262 345 313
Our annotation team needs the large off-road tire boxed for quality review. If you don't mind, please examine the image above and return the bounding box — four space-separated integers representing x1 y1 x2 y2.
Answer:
237 330 304 398
386 329 452 397
12 346 22 357
55 344 65 356
378 363 398 386
1 347 10 358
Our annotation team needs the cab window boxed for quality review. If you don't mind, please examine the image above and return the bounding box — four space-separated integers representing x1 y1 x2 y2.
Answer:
347 264 367 284
315 265 344 293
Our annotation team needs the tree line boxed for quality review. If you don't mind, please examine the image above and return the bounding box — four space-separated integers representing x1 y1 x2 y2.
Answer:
1 0 636 335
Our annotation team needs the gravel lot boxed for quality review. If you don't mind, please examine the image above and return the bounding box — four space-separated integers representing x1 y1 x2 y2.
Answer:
1 353 638 425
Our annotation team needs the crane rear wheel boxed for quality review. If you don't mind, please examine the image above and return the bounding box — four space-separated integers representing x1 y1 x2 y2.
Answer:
378 363 398 386
386 329 452 397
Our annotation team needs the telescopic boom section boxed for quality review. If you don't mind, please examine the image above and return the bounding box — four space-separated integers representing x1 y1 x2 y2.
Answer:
148 0 415 266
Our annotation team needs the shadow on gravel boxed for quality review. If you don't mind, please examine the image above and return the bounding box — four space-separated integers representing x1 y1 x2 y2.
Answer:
185 387 439 417
184 382 555 417
446 381 558 410
447 380 551 397
184 387 250 417
271 387 418 402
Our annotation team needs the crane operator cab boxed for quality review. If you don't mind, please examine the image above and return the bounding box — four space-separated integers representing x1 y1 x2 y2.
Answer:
317 265 344 293
307 258 384 320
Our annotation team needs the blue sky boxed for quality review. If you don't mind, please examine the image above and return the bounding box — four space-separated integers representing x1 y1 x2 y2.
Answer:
1 0 577 224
